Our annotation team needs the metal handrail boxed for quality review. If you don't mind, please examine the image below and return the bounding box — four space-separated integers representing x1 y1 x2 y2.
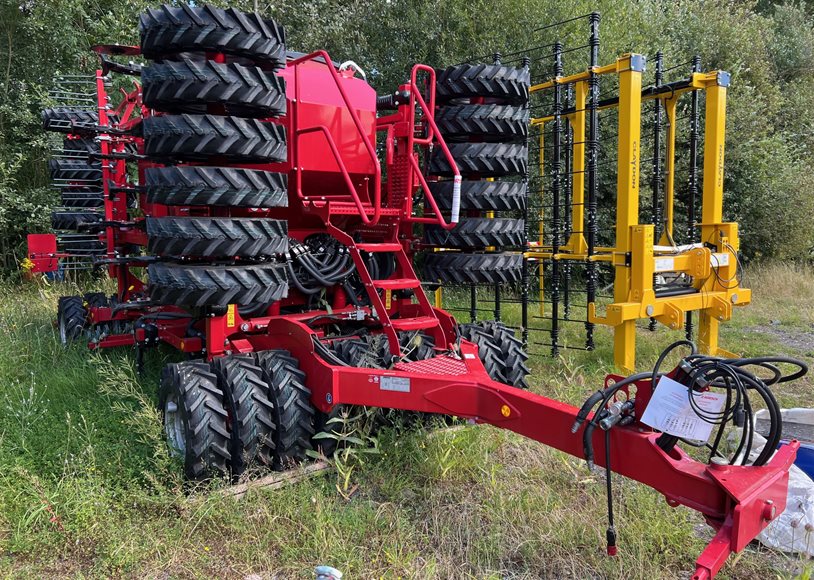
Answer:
407 64 461 229
298 125 374 221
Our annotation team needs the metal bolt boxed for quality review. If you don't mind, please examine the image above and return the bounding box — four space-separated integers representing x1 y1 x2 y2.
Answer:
646 305 654 316
762 500 776 521
240 323 249 332
326 393 333 404
731 293 738 303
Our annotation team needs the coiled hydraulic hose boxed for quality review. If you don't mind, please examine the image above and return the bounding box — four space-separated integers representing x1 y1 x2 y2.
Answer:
575 341 806 469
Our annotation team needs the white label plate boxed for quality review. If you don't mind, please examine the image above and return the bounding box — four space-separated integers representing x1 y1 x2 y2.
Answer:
380 376 410 393
711 252 730 267
654 257 675 272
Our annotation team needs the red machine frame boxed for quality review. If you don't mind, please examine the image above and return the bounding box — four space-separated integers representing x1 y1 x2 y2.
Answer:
29 42 798 580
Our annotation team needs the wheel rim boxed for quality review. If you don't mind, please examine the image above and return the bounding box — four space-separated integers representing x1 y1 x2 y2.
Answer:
58 315 69 346
164 395 185 456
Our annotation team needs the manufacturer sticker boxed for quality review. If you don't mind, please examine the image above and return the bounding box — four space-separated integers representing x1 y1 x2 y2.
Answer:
711 252 730 267
654 257 675 272
380 376 410 393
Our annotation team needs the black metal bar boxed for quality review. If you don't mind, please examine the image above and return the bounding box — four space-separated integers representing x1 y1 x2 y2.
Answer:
685 55 701 341
521 54 532 348
584 12 600 351
494 282 502 322
563 83 573 321
550 42 564 357
649 51 664 333
470 284 477 323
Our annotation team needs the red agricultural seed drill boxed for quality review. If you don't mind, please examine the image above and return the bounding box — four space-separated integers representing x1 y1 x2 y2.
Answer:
27 5 807 578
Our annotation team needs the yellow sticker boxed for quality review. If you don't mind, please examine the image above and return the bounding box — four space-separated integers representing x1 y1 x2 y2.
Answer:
385 289 391 310
227 304 236 328
500 404 511 418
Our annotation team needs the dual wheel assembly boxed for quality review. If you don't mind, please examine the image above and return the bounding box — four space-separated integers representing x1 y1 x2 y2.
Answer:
161 324 530 480
420 60 530 285
160 350 314 479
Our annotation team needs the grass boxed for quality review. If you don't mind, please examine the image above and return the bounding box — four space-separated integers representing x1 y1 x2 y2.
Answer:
0 263 813 578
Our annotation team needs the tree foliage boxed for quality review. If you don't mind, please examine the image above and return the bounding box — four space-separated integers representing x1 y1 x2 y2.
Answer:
0 0 812 264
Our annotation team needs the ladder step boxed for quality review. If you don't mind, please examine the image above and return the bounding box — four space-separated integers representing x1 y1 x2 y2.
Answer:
391 316 438 331
356 243 402 252
373 278 421 290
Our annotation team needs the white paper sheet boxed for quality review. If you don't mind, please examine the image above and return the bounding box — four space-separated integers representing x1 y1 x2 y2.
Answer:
640 376 727 441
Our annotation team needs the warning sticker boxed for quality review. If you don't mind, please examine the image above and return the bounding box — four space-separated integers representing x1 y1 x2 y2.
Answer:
380 376 410 393
640 376 726 441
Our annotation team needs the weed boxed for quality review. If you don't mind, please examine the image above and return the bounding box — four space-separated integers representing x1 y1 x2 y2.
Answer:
0 264 810 578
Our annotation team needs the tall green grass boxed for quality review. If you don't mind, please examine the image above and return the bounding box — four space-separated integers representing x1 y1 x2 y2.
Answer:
0 266 811 578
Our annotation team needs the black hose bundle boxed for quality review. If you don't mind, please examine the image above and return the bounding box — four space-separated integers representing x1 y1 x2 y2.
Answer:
286 235 355 297
574 340 807 469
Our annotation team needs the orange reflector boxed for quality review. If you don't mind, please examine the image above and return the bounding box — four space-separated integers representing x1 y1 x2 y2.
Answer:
500 404 511 418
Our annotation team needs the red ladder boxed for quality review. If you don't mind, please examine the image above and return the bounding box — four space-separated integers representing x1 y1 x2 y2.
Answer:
328 226 442 357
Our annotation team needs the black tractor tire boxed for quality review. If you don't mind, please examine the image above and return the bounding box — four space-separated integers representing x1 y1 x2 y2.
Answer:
42 108 117 134
51 210 103 231
312 405 344 458
60 189 105 208
142 59 286 118
429 142 527 178
210 355 276 475
435 104 529 142
62 137 100 156
140 4 286 67
399 331 436 361
458 322 507 384
146 217 288 258
48 159 102 182
83 292 107 309
144 166 287 208
331 337 385 368
142 114 286 163
429 180 526 212
82 293 132 339
148 262 288 308
425 217 525 249
253 350 315 469
159 361 231 480
57 295 87 345
421 251 522 284
479 321 530 389
436 63 530 105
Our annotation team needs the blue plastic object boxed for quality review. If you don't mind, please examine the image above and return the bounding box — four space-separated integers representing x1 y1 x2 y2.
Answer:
779 440 814 480
794 442 814 480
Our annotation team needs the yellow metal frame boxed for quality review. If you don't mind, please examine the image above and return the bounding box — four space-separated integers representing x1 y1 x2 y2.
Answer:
527 55 750 372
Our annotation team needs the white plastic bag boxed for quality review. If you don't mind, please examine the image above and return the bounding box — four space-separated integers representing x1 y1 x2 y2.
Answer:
752 409 814 556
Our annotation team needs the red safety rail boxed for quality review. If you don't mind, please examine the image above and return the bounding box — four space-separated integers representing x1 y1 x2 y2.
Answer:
405 64 461 230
